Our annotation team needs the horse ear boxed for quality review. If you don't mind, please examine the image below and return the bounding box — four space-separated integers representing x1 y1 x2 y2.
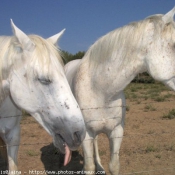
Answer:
10 19 35 51
162 7 175 24
47 29 66 46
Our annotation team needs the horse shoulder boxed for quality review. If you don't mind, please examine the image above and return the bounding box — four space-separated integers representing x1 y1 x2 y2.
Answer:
65 59 81 90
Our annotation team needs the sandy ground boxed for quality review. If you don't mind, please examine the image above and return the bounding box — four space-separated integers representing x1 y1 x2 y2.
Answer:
1 91 175 175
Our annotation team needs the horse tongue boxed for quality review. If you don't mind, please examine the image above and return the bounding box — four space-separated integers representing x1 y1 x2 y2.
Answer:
64 144 72 166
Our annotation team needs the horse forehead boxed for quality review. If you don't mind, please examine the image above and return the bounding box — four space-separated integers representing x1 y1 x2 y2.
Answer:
29 35 60 61
29 43 63 72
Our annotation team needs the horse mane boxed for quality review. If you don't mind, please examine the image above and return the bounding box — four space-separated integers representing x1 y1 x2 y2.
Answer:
0 35 64 102
0 35 64 76
84 14 175 69
25 35 64 79
29 35 64 66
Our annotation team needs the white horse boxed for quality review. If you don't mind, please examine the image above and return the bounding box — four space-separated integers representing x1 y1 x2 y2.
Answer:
65 7 175 175
0 20 86 174
65 59 125 174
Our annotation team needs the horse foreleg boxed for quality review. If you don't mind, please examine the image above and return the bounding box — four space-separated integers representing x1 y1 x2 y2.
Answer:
82 132 95 175
0 96 22 174
6 125 20 175
108 124 124 175
93 136 105 172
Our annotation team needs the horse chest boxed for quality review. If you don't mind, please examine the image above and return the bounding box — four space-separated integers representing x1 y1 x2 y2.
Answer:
82 107 123 135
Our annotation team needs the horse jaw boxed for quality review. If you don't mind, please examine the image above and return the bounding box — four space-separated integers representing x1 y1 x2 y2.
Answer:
31 112 70 162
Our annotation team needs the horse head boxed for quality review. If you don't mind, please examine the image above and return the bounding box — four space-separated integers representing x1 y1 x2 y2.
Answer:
145 7 175 91
4 20 86 163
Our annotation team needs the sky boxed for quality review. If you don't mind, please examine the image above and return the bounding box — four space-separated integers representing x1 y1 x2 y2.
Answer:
0 0 174 54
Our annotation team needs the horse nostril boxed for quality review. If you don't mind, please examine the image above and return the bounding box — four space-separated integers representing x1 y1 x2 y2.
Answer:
73 131 81 145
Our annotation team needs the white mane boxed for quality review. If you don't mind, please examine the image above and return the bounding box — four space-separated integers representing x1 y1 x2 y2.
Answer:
84 14 175 69
0 35 64 102
1 35 63 75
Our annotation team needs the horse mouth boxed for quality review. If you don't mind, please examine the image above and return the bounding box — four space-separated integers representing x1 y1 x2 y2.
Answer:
53 131 83 166
54 134 72 166
54 134 67 153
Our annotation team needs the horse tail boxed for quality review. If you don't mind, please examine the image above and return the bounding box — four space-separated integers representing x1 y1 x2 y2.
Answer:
0 137 7 161
93 136 104 171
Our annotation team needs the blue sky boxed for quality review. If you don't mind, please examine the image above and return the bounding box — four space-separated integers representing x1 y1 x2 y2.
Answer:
0 1 174 54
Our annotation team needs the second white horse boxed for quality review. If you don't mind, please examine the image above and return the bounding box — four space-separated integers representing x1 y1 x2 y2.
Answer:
65 7 175 175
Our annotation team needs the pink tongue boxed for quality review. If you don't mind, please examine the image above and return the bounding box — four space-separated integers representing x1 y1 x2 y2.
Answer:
64 144 72 166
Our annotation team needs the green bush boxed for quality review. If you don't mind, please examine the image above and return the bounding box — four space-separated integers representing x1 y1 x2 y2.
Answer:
163 109 175 119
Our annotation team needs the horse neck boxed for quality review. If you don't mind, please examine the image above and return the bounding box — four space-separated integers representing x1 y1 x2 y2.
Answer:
0 37 15 102
86 49 146 101
114 55 146 91
0 37 13 78
107 61 145 100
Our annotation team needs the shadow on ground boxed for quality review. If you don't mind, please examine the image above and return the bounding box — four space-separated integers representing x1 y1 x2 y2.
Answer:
0 155 8 172
40 143 84 174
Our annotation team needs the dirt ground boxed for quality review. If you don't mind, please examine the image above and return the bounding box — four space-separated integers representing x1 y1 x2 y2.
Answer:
1 87 175 175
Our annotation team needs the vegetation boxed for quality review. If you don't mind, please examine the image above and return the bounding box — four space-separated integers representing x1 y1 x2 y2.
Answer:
61 50 85 63
145 144 159 153
144 104 156 112
163 109 175 119
124 82 175 102
26 150 39 156
132 72 155 84
123 77 175 121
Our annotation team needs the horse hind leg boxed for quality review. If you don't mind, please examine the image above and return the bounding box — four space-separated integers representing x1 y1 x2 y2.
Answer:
0 137 8 169
93 136 105 173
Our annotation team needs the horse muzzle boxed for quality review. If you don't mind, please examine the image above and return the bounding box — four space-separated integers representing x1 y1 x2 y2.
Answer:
53 129 85 153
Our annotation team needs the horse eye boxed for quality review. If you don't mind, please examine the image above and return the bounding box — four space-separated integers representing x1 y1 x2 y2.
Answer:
38 78 52 85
